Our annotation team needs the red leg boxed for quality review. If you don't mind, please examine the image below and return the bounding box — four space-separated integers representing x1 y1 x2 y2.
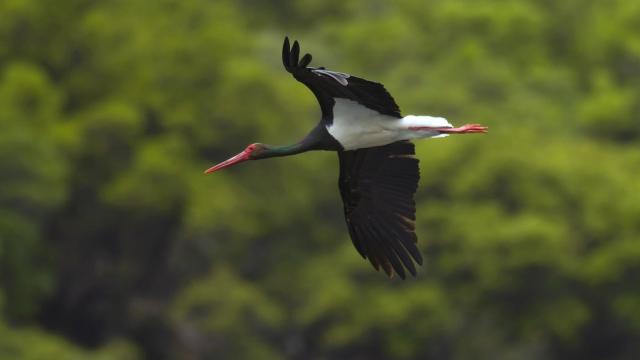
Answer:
409 124 488 134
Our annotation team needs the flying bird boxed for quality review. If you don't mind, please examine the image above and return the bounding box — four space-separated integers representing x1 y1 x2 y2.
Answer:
205 37 487 279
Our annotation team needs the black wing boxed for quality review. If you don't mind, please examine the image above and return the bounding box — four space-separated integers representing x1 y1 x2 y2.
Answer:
338 141 423 279
282 37 402 122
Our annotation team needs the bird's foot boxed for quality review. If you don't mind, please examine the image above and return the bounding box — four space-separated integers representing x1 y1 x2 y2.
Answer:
436 124 488 134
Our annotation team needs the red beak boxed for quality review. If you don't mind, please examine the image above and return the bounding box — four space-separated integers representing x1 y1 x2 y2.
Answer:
204 149 251 174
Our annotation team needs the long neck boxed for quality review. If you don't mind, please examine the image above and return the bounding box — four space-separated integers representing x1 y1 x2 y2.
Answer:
260 141 311 159
258 122 340 159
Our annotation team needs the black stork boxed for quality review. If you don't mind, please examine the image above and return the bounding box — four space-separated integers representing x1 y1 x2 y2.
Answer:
205 37 487 279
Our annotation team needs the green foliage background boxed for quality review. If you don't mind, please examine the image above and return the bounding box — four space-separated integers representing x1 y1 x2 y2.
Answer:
1 0 640 359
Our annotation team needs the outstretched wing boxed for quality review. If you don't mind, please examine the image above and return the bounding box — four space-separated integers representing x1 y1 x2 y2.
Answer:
338 141 423 279
282 37 402 122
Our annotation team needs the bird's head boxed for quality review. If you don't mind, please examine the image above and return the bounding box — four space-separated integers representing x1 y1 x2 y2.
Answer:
204 143 267 174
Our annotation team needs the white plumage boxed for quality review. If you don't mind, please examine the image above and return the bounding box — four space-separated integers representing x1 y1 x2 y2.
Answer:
327 99 453 150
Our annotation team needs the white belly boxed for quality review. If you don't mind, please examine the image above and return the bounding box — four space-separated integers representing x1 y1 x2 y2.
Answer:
327 99 400 150
326 98 453 150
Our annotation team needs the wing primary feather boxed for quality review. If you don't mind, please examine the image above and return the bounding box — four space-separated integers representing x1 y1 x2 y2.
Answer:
346 221 366 258
291 40 300 67
396 231 423 265
376 218 417 276
299 53 312 68
363 220 401 278
381 259 394 277
353 223 379 262
382 213 422 265
370 222 406 279
356 222 389 275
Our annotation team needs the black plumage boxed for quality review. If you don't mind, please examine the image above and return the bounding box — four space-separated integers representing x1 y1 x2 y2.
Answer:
205 37 471 279
282 37 402 122
284 37 422 278
338 141 422 278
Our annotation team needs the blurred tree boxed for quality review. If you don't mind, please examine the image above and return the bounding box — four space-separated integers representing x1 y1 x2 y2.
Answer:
1 0 640 359
0 63 66 320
